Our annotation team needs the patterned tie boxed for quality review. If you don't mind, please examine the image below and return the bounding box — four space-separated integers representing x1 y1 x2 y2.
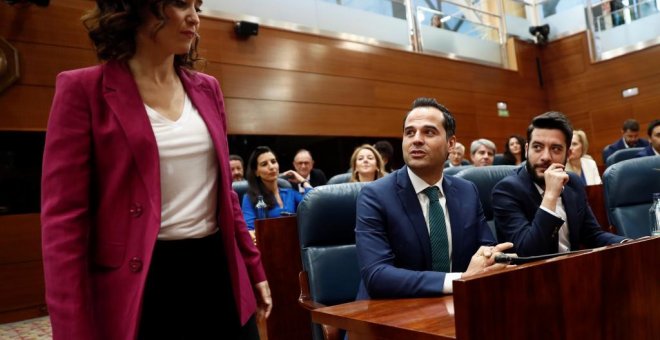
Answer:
423 186 450 272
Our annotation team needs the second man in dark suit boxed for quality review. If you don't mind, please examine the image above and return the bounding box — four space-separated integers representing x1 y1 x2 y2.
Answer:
492 111 626 257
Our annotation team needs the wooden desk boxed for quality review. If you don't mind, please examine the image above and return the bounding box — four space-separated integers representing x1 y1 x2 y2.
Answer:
313 237 660 339
312 297 457 340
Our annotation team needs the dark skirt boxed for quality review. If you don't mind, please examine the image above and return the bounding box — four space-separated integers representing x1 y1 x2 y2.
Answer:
138 231 258 339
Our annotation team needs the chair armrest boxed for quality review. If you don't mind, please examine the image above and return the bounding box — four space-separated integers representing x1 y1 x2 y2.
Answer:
298 271 343 340
298 271 327 310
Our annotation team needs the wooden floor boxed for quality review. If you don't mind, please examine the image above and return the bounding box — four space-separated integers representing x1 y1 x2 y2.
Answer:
0 316 51 339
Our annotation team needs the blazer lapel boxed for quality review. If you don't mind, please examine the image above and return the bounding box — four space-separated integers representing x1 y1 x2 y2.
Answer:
102 61 161 213
395 167 432 267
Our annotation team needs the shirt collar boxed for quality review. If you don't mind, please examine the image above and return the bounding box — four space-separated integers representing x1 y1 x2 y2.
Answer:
407 167 445 198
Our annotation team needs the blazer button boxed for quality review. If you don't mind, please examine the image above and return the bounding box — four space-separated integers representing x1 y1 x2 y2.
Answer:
128 257 143 272
129 203 143 217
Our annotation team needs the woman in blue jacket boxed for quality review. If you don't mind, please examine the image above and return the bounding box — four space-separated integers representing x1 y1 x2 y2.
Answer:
242 146 312 232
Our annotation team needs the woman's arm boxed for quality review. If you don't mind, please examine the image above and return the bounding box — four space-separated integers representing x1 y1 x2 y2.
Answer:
41 71 96 339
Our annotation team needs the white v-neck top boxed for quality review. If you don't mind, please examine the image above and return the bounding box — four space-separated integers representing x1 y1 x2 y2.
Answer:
145 93 219 240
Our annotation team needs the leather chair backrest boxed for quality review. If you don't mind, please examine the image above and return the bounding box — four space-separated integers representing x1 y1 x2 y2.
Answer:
455 165 518 240
443 165 473 176
326 172 352 185
493 153 506 165
603 156 660 238
297 182 366 339
605 147 644 168
231 178 292 203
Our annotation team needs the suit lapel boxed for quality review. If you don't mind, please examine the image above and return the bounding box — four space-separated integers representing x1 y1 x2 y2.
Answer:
395 167 432 267
442 175 462 265
102 61 161 212
561 185 580 250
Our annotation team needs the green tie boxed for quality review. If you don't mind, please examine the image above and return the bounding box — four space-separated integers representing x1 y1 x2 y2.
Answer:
423 186 450 272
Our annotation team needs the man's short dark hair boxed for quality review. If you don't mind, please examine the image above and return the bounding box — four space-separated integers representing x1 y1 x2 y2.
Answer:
622 119 640 132
373 141 394 159
526 111 573 147
648 119 660 136
229 154 244 165
404 97 456 138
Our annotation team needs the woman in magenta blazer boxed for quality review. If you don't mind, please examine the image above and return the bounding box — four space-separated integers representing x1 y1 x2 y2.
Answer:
41 1 271 339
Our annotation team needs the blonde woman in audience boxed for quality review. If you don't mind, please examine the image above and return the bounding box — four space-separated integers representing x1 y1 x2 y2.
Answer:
566 130 602 186
350 144 386 182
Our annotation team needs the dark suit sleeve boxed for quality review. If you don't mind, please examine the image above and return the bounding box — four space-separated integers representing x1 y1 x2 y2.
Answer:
355 185 445 298
492 178 564 256
312 168 327 186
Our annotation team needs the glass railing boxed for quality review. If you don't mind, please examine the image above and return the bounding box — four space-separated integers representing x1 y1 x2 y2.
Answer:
202 0 660 67
416 5 505 65
204 0 509 68
588 0 660 59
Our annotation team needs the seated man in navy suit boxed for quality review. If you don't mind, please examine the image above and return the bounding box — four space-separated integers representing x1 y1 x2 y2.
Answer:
637 119 660 157
355 97 512 299
492 111 627 257
602 119 650 163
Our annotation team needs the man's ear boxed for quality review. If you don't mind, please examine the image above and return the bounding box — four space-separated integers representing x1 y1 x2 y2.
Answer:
448 135 457 149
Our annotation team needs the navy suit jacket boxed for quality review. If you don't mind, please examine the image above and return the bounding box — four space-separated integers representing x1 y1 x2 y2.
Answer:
636 145 657 157
355 166 495 299
290 168 327 191
492 167 625 257
603 138 649 163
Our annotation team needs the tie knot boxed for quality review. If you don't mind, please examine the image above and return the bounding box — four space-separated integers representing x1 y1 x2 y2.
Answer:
423 186 440 201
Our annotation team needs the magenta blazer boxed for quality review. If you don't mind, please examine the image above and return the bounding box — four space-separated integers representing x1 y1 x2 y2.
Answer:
41 60 266 340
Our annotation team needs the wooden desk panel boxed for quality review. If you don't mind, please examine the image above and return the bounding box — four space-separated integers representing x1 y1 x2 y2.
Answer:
255 216 312 340
454 237 660 340
313 297 456 340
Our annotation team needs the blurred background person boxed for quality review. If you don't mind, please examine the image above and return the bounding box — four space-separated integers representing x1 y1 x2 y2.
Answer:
242 146 311 231
602 118 649 162
431 14 443 29
350 144 386 182
502 134 526 165
374 140 395 173
445 142 468 167
566 130 601 186
470 138 496 167
290 149 326 193
637 119 660 157
229 154 245 182
40 1 270 339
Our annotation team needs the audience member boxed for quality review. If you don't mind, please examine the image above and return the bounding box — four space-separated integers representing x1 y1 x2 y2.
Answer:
502 135 526 165
636 119 660 157
470 138 496 167
242 146 311 231
229 154 245 182
431 14 443 28
445 142 468 167
355 97 512 300
290 149 327 193
374 140 395 173
350 144 386 182
566 130 601 185
493 112 626 257
602 119 650 162
40 1 271 339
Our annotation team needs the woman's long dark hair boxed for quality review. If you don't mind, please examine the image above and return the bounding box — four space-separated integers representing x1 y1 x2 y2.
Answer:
503 134 526 165
245 146 278 208
82 0 203 69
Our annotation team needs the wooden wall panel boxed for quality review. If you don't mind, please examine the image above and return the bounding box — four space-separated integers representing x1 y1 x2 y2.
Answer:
543 32 660 164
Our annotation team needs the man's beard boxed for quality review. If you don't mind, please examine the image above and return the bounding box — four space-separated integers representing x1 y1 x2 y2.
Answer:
525 160 546 186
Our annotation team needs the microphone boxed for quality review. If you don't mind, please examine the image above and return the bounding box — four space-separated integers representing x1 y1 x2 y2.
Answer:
494 249 591 265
